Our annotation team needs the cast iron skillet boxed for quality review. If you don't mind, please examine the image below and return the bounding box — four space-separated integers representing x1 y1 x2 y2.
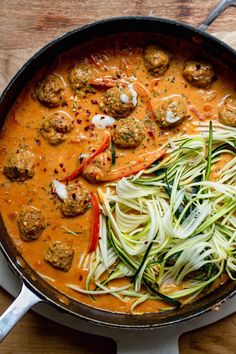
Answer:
0 0 236 342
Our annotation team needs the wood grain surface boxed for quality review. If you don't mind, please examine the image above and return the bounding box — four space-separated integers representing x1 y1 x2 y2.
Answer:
0 1 236 353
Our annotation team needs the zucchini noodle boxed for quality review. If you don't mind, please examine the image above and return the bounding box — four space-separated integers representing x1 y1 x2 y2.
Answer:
67 121 236 312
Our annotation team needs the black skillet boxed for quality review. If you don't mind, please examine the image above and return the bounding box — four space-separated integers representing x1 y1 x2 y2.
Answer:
0 0 235 343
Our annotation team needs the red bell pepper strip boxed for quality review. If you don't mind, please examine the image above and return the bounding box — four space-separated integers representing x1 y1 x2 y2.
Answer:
133 82 155 120
60 133 111 182
88 192 100 253
97 149 166 182
88 76 128 89
89 77 117 88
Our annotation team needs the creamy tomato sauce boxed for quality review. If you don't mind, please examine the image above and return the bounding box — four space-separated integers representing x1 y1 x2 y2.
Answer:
0 34 235 314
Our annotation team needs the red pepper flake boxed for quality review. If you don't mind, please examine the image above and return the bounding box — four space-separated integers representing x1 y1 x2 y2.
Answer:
54 169 59 174
35 138 41 146
86 109 91 117
91 99 98 105
61 102 68 107
203 104 212 112
77 119 82 124
62 168 66 172
84 124 95 131
59 163 64 168
78 106 82 110
8 212 17 221
153 79 159 87
148 125 155 139
43 168 47 172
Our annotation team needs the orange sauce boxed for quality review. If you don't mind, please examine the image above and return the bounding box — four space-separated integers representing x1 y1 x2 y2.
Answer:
0 34 235 314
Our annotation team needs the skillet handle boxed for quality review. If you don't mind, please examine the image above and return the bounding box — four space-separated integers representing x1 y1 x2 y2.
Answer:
199 0 236 31
0 283 42 342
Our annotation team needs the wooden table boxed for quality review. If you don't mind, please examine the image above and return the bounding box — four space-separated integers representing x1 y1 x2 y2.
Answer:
0 1 235 353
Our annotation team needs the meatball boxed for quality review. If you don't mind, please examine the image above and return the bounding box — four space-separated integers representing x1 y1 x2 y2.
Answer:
155 96 188 128
113 117 145 148
3 145 35 182
183 60 215 88
61 183 91 217
219 96 236 127
68 65 91 92
44 241 74 271
40 112 74 145
35 74 64 108
99 86 135 118
143 44 170 76
17 206 45 241
82 151 112 183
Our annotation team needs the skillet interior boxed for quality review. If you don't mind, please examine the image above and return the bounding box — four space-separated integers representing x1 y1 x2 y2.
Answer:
0 17 236 328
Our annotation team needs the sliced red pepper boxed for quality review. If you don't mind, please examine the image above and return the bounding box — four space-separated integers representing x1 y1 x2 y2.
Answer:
60 133 111 182
97 149 166 182
88 76 128 89
88 192 100 253
133 82 155 120
88 77 118 88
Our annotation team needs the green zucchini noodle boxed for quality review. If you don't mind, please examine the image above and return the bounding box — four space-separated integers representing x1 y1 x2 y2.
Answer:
67 121 236 312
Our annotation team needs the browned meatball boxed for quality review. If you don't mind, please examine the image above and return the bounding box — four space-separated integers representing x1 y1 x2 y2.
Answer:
99 86 136 118
155 96 188 128
113 117 144 148
40 112 74 145
44 241 74 271
183 60 215 88
219 96 236 127
61 183 91 217
82 151 112 183
143 44 170 76
17 206 45 241
35 74 64 107
3 145 35 182
68 65 91 92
